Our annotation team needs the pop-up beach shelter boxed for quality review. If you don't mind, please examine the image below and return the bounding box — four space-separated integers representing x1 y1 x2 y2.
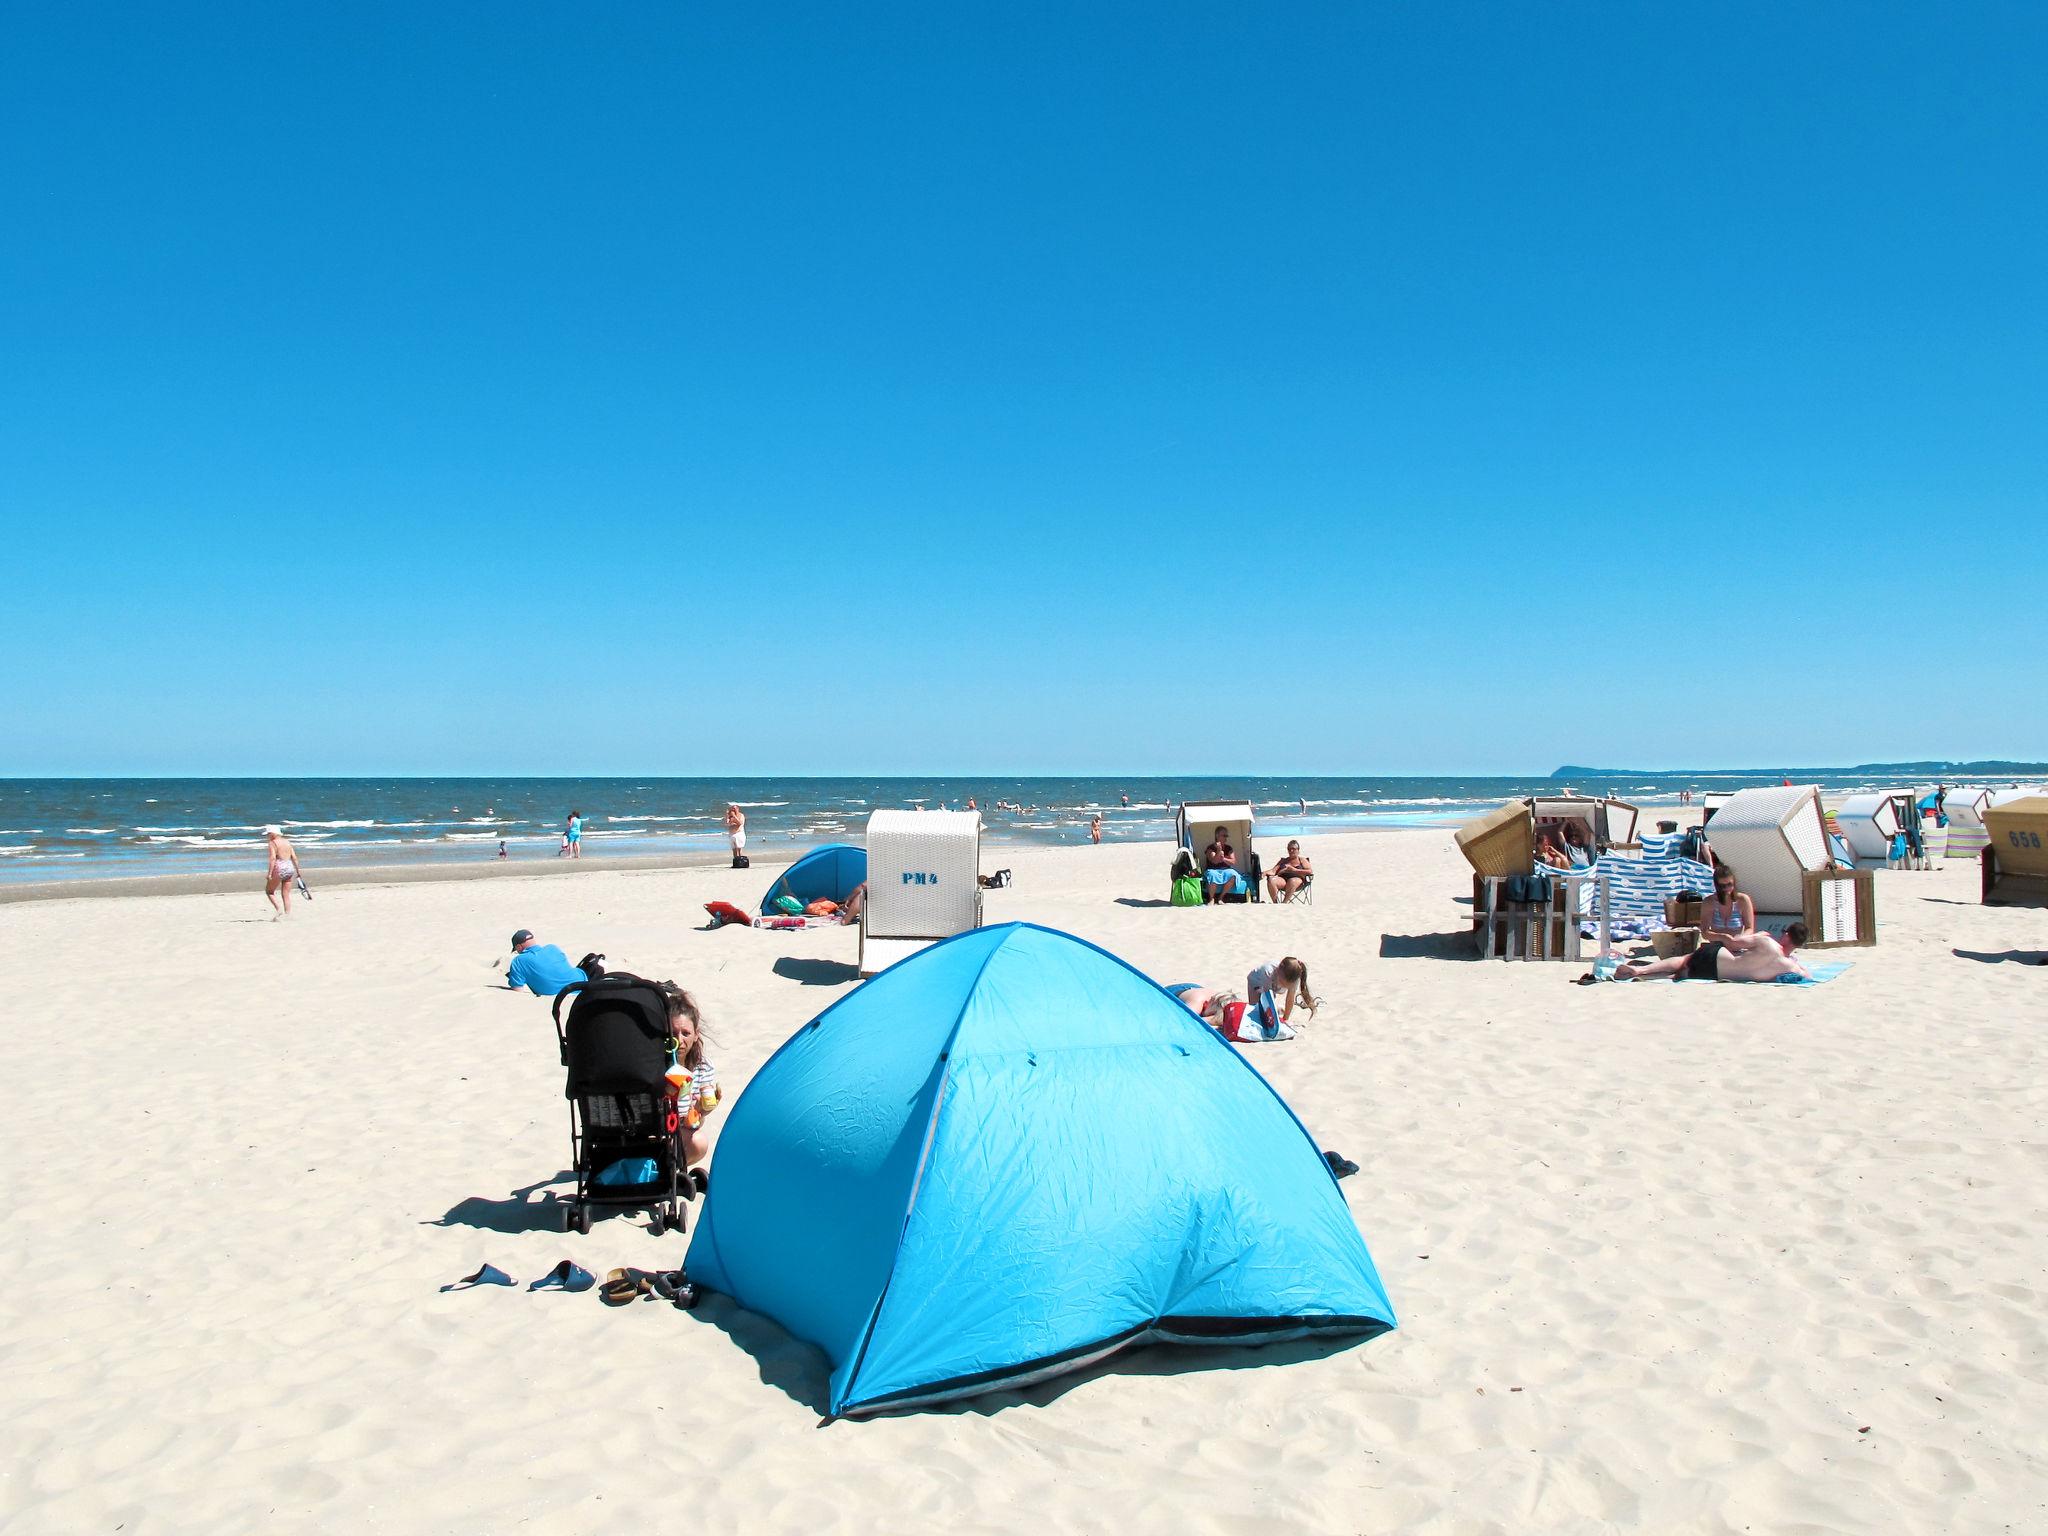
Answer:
760 843 867 914
685 923 1395 1418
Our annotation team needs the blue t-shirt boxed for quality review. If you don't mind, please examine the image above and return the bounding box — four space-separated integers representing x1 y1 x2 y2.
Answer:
506 943 585 997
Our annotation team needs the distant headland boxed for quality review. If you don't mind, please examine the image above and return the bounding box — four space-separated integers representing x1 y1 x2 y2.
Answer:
1551 761 2048 778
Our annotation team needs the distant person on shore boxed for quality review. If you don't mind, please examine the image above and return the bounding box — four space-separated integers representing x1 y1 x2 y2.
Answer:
496 840 507 858
1266 840 1313 902
1120 792 1129 807
966 797 977 813
1616 925 1810 983
503 930 587 997
262 825 302 919
1202 826 1245 902
726 803 747 867
1702 868 1755 941
1090 813 1103 845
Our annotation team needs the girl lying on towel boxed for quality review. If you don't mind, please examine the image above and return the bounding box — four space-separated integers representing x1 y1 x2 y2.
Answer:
1615 924 1810 983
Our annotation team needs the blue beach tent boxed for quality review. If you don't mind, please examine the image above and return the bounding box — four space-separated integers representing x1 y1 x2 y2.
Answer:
685 922 1395 1418
759 843 867 915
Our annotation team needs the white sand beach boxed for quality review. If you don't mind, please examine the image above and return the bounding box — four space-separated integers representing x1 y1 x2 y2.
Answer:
2 827 2043 1534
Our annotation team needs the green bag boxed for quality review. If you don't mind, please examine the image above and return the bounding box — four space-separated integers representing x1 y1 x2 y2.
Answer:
1170 876 1203 907
773 894 805 916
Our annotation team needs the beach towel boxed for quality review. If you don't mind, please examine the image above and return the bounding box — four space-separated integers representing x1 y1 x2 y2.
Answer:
1669 960 1853 985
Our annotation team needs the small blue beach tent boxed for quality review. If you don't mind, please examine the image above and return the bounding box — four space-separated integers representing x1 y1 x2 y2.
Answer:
685 922 1395 1417
759 843 867 915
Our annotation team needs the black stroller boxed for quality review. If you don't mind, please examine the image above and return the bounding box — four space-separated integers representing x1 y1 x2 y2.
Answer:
551 973 696 1235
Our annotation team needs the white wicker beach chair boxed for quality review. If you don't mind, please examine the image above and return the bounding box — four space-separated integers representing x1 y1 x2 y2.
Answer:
1941 788 1993 859
860 809 983 976
1701 786 1832 920
1835 793 1907 863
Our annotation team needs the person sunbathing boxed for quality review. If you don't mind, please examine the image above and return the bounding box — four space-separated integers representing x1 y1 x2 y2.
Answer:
1615 924 1810 982
1265 840 1313 902
1701 867 1755 941
1558 822 1595 867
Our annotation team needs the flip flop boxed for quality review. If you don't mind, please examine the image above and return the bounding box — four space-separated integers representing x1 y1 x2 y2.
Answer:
530 1260 597 1293
600 1268 650 1306
440 1263 515 1292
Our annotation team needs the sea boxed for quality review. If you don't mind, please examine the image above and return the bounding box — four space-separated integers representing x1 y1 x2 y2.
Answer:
0 771 1969 885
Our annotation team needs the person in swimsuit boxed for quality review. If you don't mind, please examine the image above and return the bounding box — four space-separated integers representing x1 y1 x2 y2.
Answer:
1265 840 1313 902
1246 956 1312 1031
262 825 301 919
1090 814 1103 845
1202 828 1243 903
1616 924 1810 982
564 811 583 859
725 803 747 865
1701 867 1755 941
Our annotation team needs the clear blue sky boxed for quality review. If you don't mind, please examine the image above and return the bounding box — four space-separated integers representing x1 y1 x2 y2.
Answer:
3 4 2043 776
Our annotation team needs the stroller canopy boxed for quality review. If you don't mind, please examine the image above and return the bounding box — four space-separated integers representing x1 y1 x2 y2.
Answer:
759 843 867 915
685 923 1395 1417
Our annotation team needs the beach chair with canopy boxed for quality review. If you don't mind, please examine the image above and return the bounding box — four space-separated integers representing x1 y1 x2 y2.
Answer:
1834 793 1925 866
1941 788 1994 859
1702 786 1831 916
1176 799 1259 902
1982 795 2048 906
859 810 983 977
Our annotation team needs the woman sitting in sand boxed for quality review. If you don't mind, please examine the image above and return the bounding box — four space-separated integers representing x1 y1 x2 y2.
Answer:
659 984 721 1171
1615 924 1810 983
262 825 302 919
1701 867 1755 941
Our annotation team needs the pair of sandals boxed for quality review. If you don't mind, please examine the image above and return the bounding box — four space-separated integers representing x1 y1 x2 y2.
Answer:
602 1266 698 1309
441 1259 596 1293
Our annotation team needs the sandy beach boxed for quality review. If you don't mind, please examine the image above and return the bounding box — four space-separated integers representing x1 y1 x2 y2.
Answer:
2 826 2043 1534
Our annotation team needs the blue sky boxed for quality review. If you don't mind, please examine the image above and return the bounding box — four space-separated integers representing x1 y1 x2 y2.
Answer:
3 4 2043 776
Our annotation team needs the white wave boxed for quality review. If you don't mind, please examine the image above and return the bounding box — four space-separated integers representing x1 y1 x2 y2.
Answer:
0 844 41 854
0 828 43 834
635 815 713 823
65 827 119 835
284 819 379 829
441 832 507 842
729 801 790 807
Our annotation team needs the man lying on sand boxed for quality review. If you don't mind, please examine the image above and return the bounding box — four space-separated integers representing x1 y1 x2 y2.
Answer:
1615 923 1811 983
503 929 588 996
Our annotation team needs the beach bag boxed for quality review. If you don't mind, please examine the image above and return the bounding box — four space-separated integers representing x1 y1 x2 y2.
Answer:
1170 876 1202 906
772 895 804 916
576 952 608 980
732 853 751 869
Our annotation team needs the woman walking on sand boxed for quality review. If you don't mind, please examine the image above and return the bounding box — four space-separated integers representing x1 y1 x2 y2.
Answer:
262 825 302 919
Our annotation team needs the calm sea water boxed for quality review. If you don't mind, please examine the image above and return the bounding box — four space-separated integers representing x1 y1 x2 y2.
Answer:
0 772 1946 885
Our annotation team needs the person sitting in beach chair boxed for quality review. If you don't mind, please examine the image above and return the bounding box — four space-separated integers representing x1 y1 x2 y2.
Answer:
1265 840 1314 903
1202 827 1247 903
1615 924 1810 983
1701 867 1755 942
1558 821 1595 867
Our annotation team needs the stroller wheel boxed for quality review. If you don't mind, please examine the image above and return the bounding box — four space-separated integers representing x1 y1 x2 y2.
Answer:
567 1204 590 1235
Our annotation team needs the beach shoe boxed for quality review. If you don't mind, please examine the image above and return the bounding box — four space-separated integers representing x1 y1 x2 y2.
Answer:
1323 1151 1360 1180
649 1269 700 1310
440 1263 515 1292
530 1260 597 1293
600 1268 651 1306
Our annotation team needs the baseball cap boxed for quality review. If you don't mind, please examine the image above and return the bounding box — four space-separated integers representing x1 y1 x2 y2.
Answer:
510 929 534 951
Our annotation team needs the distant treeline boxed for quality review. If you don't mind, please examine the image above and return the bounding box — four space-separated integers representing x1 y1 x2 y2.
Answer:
1552 761 2048 778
